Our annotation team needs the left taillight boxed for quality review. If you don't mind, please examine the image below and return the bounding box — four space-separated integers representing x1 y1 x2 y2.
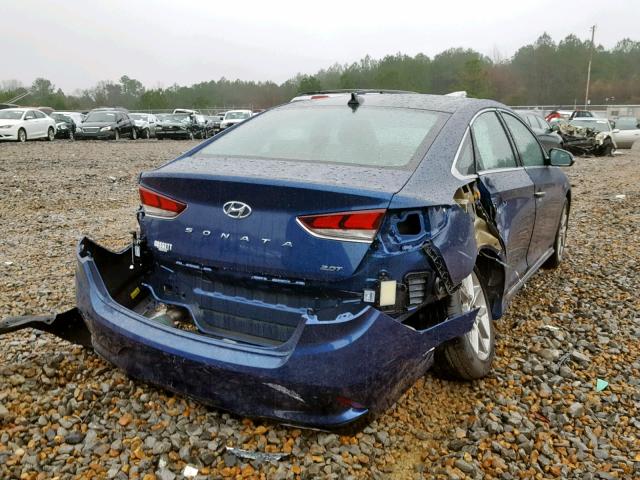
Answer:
139 185 186 218
296 209 386 243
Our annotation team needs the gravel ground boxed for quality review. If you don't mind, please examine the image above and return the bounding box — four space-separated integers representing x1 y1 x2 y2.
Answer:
1 139 639 479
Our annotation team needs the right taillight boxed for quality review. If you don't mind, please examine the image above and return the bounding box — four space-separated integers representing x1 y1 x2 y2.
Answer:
139 185 186 218
297 209 386 242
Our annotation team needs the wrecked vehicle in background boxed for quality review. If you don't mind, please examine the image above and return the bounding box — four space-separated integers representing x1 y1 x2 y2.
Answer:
129 113 159 139
553 118 617 156
1 93 574 429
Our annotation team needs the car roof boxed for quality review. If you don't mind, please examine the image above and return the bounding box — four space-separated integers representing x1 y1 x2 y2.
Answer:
283 93 500 114
2 107 29 112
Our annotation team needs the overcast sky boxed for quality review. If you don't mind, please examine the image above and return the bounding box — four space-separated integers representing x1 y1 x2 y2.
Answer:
4 0 639 92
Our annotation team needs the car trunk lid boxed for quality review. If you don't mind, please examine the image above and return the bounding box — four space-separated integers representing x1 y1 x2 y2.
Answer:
139 156 411 281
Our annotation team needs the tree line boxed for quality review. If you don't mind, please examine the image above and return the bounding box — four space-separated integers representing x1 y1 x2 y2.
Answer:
2 33 639 111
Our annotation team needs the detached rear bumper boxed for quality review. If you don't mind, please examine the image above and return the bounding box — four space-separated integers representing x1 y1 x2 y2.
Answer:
75 237 475 429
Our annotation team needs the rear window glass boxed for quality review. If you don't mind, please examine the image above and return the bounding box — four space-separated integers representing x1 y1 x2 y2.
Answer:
199 106 445 168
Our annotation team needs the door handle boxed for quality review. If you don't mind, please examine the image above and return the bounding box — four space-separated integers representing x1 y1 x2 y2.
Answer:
534 191 546 198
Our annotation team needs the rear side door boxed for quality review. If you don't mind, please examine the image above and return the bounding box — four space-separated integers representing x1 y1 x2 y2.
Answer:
149 114 157 135
34 110 49 137
500 111 567 266
23 110 40 137
472 111 536 291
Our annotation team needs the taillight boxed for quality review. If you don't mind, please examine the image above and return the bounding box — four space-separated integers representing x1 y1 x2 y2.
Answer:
297 209 385 242
139 185 186 218
310 95 330 100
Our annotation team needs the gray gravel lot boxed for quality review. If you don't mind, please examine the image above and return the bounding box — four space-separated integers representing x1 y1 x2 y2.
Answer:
1 140 639 479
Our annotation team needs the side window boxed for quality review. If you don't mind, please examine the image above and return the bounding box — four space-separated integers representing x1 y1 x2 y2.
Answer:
454 132 475 176
34 110 45 119
502 113 545 167
25 110 36 120
471 112 517 171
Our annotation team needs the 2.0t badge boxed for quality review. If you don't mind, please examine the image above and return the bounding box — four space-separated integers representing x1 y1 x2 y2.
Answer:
223 201 252 219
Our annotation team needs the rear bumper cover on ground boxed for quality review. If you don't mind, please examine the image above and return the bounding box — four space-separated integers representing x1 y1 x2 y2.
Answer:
72 237 477 428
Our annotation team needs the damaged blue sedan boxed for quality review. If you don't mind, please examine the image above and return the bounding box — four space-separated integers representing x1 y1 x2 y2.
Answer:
2 92 574 429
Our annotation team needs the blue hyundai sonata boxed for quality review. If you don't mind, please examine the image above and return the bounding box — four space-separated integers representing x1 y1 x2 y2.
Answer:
70 93 573 428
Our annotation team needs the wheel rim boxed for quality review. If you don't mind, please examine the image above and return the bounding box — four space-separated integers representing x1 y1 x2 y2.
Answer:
557 207 568 260
49 129 54 140
19 130 26 142
460 272 491 360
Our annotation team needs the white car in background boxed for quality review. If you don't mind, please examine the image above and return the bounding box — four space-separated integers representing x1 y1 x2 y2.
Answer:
219 109 252 131
612 117 640 149
0 108 56 142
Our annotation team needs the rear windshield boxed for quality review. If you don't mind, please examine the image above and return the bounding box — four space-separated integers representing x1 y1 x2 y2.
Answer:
200 106 444 168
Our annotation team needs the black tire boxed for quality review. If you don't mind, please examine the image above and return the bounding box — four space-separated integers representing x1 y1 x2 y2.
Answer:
46 127 55 141
131 129 138 140
157 135 164 140
142 129 150 139
17 128 27 143
188 132 194 140
434 269 495 380
69 130 74 141
543 201 568 269
596 138 614 157
114 129 120 141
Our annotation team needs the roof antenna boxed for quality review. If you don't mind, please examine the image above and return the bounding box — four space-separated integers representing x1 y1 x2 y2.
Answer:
348 92 363 111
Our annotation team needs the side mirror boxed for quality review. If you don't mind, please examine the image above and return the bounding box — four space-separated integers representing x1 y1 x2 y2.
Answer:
549 148 574 167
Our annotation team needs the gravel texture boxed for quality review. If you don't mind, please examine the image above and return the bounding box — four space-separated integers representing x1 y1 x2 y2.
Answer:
1 139 639 479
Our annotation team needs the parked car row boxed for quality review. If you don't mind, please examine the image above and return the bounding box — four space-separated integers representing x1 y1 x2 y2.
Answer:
0 107 256 143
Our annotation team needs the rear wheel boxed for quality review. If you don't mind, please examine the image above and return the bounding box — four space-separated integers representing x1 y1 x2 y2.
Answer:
17 128 27 143
543 201 568 269
46 127 55 141
69 130 75 141
142 129 150 139
131 129 138 140
114 129 120 141
434 270 495 379
188 132 194 140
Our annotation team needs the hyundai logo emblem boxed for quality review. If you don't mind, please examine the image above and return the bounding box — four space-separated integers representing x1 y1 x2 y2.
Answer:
223 201 252 219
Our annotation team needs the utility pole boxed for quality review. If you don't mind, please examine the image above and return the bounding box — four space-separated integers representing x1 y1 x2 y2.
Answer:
584 25 596 110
